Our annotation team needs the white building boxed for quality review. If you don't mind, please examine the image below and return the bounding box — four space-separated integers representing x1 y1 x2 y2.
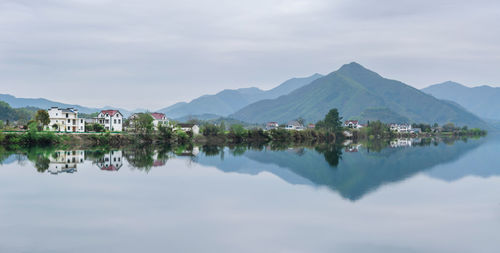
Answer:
390 124 412 133
285 121 304 131
266 122 279 130
150 112 169 128
46 107 85 132
177 123 200 135
130 112 169 130
344 120 360 129
96 110 123 131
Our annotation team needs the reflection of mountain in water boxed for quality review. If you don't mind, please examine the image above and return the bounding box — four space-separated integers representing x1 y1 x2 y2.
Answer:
426 135 500 181
196 139 485 201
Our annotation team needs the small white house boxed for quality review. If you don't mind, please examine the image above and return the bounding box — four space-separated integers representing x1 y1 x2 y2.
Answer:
178 123 200 135
96 110 123 131
344 120 360 129
46 107 85 132
266 122 279 130
151 112 168 128
390 123 412 133
285 121 304 131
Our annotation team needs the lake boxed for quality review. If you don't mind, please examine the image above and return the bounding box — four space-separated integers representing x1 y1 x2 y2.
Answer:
1 135 499 253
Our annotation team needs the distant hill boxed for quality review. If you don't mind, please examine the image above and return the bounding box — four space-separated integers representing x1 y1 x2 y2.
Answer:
422 81 500 121
0 101 38 123
157 74 322 119
0 94 138 117
230 62 488 128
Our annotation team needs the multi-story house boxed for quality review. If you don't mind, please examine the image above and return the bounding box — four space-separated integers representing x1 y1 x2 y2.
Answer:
46 107 85 132
96 110 123 131
266 122 279 130
130 112 169 130
285 121 304 131
150 112 169 129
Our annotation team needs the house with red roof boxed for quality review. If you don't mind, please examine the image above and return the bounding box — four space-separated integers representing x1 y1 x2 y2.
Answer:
150 112 169 128
129 112 169 130
96 110 123 131
343 120 360 129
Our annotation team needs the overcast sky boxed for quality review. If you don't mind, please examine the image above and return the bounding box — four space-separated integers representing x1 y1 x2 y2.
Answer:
1 0 499 110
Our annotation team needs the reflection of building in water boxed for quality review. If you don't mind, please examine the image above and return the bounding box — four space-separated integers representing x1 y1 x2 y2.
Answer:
390 138 421 148
97 150 123 171
48 150 85 174
177 147 200 157
345 144 362 152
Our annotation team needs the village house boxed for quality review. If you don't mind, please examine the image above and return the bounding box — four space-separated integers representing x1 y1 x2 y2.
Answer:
285 121 304 131
390 123 412 133
344 120 360 129
150 112 169 128
95 110 123 131
129 112 169 130
177 123 200 135
266 122 279 130
46 107 85 132
307 123 315 129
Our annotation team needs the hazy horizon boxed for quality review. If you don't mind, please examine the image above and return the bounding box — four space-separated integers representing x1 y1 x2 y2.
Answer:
1 0 500 109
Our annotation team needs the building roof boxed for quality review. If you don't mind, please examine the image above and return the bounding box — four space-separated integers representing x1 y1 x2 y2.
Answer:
100 110 121 116
150 112 166 120
100 165 119 171
344 120 359 124
287 121 303 126
49 107 77 113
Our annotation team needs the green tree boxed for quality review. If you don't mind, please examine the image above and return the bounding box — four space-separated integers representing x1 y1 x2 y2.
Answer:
35 110 50 130
316 108 343 132
133 113 154 135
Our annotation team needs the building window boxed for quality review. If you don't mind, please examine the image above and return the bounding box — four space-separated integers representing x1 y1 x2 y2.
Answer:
80 119 83 123
67 126 71 130
114 119 116 124
118 119 121 124
66 113 68 118
68 119 71 123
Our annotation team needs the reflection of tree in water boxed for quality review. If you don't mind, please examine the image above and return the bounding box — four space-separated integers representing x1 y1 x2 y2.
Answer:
201 145 223 157
123 145 173 172
123 146 155 172
315 144 343 168
33 155 50 173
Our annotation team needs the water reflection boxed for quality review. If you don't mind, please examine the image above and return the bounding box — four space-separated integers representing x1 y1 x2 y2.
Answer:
47 150 84 174
0 136 493 200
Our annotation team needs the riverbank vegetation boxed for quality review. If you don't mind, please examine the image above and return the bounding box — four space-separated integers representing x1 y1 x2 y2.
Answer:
351 120 487 141
1 107 488 149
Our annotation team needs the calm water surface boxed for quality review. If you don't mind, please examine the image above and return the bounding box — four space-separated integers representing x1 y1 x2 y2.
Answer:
1 136 500 253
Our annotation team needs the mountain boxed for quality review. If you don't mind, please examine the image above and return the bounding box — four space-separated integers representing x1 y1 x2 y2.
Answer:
230 62 488 128
422 81 500 121
157 74 323 119
0 94 139 117
0 101 38 122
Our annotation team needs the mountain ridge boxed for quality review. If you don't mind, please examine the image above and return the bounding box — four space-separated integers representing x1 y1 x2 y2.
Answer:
157 73 323 118
230 62 489 128
422 81 500 121
0 94 140 117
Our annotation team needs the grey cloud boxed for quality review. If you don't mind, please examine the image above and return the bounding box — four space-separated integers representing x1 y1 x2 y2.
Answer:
0 0 499 109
